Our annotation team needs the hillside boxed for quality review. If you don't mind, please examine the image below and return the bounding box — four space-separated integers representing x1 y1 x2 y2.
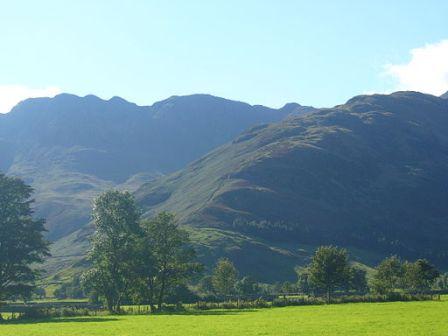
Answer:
135 92 448 272
0 94 309 240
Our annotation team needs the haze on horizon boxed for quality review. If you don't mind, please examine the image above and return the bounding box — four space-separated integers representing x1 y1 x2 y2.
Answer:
0 0 448 113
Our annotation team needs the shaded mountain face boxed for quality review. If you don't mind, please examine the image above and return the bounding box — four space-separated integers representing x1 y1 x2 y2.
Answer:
136 92 448 266
0 93 309 239
441 91 448 99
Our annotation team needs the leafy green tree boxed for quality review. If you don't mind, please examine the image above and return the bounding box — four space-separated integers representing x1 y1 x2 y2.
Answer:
33 287 47 300
212 258 238 298
308 246 350 303
372 256 404 294
132 212 202 311
346 267 368 293
296 267 315 295
403 259 439 293
0 174 49 313
236 276 260 297
54 276 85 299
279 281 296 296
198 275 215 296
82 190 140 313
435 273 448 290
164 284 199 304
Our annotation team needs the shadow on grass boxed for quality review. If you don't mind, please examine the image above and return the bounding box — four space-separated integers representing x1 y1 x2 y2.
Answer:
1 317 119 325
150 309 259 316
0 309 258 324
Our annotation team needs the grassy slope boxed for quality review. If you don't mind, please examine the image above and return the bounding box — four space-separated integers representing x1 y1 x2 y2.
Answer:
39 91 448 283
2 299 448 336
136 92 448 267
42 225 378 284
2 93 302 242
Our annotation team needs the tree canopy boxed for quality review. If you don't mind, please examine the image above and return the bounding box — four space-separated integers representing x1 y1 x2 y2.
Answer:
0 174 49 305
82 190 141 313
372 256 405 294
212 258 238 297
308 246 350 303
403 259 439 293
133 212 202 310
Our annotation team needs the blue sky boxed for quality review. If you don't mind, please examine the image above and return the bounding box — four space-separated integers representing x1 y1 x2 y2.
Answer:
1 0 448 112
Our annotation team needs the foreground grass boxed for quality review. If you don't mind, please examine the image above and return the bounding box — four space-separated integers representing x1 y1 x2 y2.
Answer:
1 299 447 336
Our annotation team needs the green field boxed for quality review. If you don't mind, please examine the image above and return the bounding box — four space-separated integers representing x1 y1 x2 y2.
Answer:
1 299 448 336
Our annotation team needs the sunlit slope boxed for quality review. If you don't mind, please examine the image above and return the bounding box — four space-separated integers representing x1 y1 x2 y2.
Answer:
136 92 448 265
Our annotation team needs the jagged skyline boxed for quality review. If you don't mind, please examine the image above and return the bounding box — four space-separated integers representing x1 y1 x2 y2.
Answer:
0 1 447 112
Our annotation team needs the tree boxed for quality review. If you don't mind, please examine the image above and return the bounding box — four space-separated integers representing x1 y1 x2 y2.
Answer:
372 256 404 295
236 276 260 297
54 276 85 299
0 174 49 314
82 190 140 313
212 258 238 298
297 268 310 294
403 259 439 293
435 273 448 290
33 287 47 300
279 281 296 297
133 212 202 311
198 275 215 296
345 267 368 293
308 246 350 303
164 284 199 304
296 267 316 295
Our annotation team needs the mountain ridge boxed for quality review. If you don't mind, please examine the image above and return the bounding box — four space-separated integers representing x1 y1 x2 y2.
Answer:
135 91 448 270
0 93 312 240
4 90 448 281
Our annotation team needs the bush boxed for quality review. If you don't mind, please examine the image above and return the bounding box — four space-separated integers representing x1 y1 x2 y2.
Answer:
193 298 269 310
330 293 435 304
21 307 49 319
165 285 199 304
272 296 325 307
19 306 94 320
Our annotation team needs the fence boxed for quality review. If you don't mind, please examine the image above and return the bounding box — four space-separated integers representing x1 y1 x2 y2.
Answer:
1 290 444 316
0 301 102 314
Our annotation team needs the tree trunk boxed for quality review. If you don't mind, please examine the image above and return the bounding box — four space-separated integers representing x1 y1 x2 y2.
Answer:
106 300 114 313
114 302 120 314
327 287 331 304
147 279 156 313
115 292 124 314
157 279 166 311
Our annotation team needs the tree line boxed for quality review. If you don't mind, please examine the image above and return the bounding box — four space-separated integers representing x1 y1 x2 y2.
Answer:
296 246 440 303
201 247 442 304
79 191 443 309
0 174 445 316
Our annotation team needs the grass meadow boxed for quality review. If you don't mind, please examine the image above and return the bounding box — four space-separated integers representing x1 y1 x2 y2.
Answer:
1 298 448 336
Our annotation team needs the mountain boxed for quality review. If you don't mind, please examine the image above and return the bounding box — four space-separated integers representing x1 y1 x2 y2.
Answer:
0 93 310 240
6 90 448 283
135 91 448 276
441 91 448 99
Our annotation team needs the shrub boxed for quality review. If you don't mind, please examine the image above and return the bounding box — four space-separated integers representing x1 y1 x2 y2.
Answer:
18 306 95 320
